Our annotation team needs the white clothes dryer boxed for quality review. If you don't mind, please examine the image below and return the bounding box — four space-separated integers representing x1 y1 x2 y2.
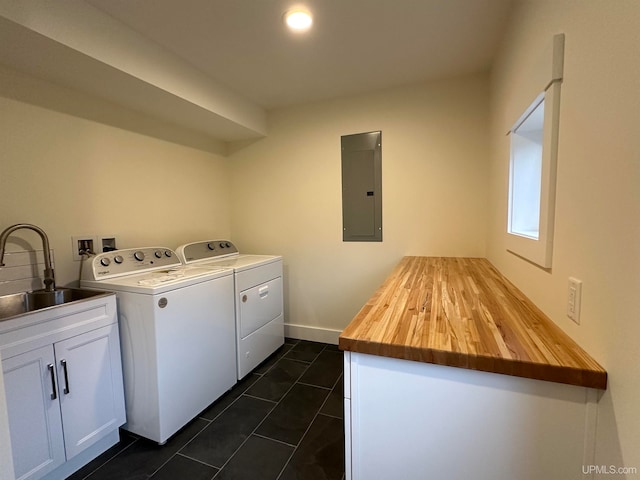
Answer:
176 240 284 380
81 247 236 444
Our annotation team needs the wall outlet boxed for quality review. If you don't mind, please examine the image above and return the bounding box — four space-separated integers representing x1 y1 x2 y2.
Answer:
567 277 582 324
71 235 98 261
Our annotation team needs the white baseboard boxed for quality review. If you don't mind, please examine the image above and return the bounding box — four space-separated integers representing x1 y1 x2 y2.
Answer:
284 323 341 345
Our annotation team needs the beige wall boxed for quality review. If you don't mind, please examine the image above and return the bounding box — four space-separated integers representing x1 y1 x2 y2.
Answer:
0 71 231 478
229 74 490 338
488 0 640 472
4 1 637 473
0 70 232 289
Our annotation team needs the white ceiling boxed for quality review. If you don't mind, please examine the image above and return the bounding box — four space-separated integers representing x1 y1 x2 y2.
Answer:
85 0 513 110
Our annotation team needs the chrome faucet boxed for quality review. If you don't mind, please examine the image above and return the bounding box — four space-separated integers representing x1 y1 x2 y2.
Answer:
0 224 56 292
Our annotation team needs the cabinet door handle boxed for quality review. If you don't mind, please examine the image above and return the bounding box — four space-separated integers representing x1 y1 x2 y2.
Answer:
61 359 70 394
48 363 57 400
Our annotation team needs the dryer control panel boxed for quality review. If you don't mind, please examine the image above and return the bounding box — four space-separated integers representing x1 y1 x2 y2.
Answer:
84 247 182 280
176 240 239 264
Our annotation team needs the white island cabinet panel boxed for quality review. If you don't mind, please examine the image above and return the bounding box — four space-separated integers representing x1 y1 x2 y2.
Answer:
345 352 598 480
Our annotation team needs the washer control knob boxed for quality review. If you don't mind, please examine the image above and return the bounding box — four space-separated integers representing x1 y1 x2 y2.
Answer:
100 258 111 267
114 255 124 264
164 250 172 258
207 243 216 250
154 250 163 259
225 242 231 248
219 242 226 249
134 251 145 262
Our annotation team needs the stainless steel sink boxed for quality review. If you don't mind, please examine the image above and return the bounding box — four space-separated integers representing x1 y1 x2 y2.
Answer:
0 288 109 322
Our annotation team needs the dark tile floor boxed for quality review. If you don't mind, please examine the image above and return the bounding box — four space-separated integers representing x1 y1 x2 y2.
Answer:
68 339 345 480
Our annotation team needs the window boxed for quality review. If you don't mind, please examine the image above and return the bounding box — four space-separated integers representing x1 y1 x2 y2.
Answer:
506 34 564 269
509 94 544 240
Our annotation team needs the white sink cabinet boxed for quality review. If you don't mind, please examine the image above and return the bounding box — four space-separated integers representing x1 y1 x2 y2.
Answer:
0 293 125 480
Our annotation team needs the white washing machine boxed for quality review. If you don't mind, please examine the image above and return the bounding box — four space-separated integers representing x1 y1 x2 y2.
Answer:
176 240 284 380
81 247 236 444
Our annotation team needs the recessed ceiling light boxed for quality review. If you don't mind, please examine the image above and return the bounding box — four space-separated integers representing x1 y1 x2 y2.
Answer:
284 9 312 31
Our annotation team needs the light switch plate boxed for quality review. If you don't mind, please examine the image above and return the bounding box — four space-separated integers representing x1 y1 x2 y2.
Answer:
567 277 582 324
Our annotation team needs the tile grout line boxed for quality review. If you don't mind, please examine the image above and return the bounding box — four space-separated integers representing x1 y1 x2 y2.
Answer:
252 432 298 448
274 344 337 480
176 451 220 470
195 374 264 422
151 376 263 478
279 343 344 479
317 411 343 421
81 437 140 480
168 372 269 474
85 367 266 478
81 339 345 480
297 380 333 391
210 391 293 478
241 392 279 403
149 364 270 478
147 417 213 479
211 348 317 479
172 341 301 478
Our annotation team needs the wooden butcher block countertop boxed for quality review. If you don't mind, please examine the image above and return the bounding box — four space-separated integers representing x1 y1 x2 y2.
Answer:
339 257 607 389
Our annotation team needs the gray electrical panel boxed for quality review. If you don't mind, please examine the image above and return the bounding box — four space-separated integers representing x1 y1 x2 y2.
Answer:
341 131 382 242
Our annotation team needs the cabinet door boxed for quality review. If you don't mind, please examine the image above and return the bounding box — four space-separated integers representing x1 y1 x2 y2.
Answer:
2 345 65 480
54 324 126 460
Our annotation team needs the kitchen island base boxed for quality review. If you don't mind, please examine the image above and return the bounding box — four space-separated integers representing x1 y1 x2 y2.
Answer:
344 351 598 480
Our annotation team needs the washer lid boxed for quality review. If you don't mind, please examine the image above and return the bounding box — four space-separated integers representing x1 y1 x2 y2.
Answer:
81 265 232 294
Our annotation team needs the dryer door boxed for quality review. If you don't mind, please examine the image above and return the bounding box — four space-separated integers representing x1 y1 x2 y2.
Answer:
238 277 283 339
